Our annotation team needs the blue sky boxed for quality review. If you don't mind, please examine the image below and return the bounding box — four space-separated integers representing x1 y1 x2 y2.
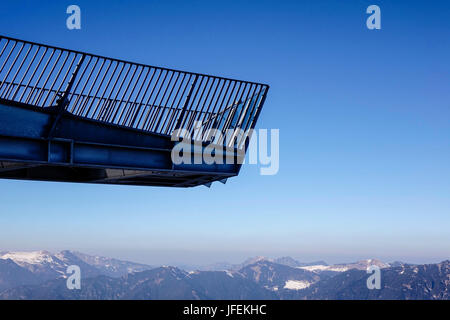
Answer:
0 0 449 265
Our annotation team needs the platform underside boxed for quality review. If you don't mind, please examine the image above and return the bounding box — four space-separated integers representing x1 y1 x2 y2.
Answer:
0 162 232 187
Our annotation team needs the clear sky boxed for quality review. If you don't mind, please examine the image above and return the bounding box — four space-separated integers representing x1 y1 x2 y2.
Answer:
0 0 449 266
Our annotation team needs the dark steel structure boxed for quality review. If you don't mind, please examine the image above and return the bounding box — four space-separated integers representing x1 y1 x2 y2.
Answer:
0 35 269 187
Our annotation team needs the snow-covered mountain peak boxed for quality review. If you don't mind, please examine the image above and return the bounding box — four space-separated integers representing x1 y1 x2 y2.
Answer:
298 258 390 273
0 251 55 265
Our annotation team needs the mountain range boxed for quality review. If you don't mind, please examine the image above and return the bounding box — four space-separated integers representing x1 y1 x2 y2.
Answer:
0 250 448 300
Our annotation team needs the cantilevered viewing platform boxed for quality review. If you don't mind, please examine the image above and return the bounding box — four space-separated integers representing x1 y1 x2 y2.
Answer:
0 35 268 187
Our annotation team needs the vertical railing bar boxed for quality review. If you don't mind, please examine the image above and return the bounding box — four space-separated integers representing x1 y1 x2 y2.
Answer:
105 63 132 122
236 83 257 131
203 79 228 133
77 59 100 115
138 69 163 129
96 60 123 120
194 76 214 125
240 85 261 133
122 66 150 126
111 63 139 123
56 53 86 110
222 81 245 135
236 83 256 128
213 80 237 133
128 67 155 127
0 39 11 60
166 109 181 135
118 65 145 125
18 46 48 103
160 73 187 134
137 70 167 129
102 63 131 121
71 56 99 115
187 76 211 138
178 75 204 132
148 70 176 131
112 63 139 122
2 44 32 98
66 54 90 112
88 59 113 118
165 73 193 134
24 48 56 104
244 86 267 132
203 84 224 134
238 86 268 150
93 59 119 118
210 80 232 131
103 99 116 122
242 85 264 133
158 72 185 133
48 52 78 106
192 77 216 140
189 76 210 129
29 48 60 105
78 58 106 116
149 70 176 130
76 58 103 115
41 51 71 106
33 49 64 106
198 78 221 127
173 74 199 134
143 69 170 130
215 82 241 144
0 40 17 76
99 99 113 121
3 43 33 99
45 52 87 139
224 83 251 147
10 45 40 101
0 42 25 95
165 74 192 134
226 82 249 129
130 67 157 128
235 85 259 148
225 82 244 126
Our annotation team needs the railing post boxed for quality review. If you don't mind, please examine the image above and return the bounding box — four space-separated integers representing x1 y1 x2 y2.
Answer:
56 54 86 109
46 54 86 139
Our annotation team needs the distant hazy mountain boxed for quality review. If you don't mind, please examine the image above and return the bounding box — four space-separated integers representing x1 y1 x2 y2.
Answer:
273 257 328 268
0 250 448 300
1 251 68 281
3 260 449 300
298 259 390 274
0 259 41 292
65 251 153 277
389 261 410 268
239 260 322 291
0 250 105 281
0 250 153 283
187 262 236 272
285 260 450 300
186 270 276 300
191 256 328 272
192 256 271 272
0 267 276 300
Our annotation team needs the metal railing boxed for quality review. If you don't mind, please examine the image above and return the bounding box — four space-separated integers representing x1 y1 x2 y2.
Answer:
0 35 268 147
